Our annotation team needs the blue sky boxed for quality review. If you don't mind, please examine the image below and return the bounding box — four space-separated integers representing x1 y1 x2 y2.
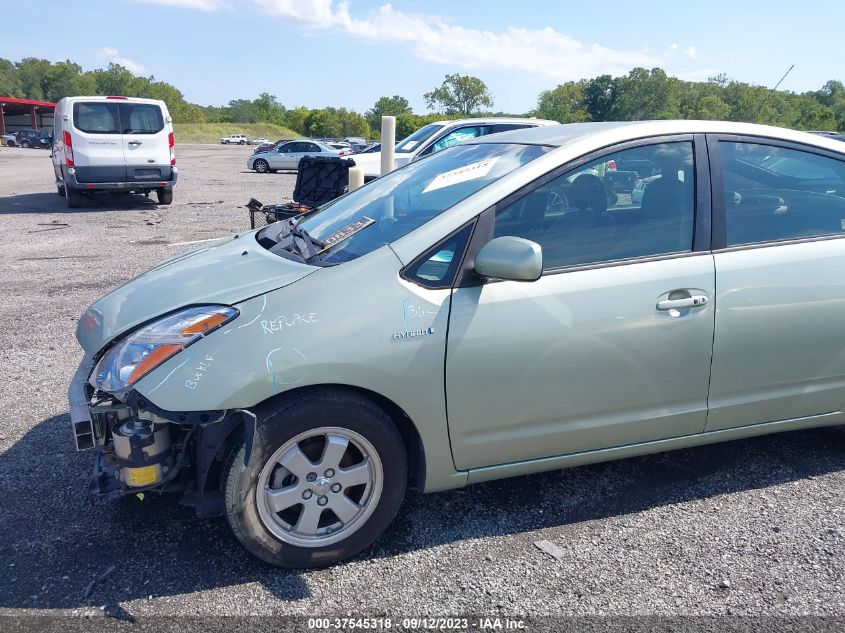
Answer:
5 0 843 113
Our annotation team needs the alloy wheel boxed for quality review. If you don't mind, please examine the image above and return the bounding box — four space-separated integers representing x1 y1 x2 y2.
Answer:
256 427 383 547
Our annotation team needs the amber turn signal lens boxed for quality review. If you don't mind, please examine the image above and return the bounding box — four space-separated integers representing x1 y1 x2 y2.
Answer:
181 313 231 335
126 344 182 385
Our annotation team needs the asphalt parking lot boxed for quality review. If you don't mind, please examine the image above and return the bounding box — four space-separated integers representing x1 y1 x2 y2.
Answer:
2 143 845 623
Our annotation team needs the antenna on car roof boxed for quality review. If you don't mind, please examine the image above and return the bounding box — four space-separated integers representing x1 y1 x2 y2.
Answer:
755 64 795 117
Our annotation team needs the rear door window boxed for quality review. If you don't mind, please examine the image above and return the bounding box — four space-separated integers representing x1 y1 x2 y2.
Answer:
120 103 164 134
718 141 845 246
73 102 120 134
73 102 164 135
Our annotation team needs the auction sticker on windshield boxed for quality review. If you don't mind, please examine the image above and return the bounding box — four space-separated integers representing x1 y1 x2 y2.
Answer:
423 157 500 193
318 216 375 252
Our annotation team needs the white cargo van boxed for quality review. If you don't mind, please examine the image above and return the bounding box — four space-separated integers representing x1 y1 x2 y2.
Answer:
52 96 177 208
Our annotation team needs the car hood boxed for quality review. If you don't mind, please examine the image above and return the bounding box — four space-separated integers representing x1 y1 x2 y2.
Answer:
76 233 316 355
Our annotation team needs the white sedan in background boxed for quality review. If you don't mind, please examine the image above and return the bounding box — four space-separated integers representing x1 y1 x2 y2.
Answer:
247 139 343 173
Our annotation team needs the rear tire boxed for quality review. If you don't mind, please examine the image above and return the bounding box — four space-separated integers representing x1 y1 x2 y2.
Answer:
65 186 80 209
56 183 65 197
239 140 245 145
223 390 407 568
156 188 173 205
21 141 30 149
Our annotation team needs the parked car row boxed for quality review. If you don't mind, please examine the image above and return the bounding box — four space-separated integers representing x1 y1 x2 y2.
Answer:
248 139 347 173
1 128 53 148
220 134 285 146
246 119 559 176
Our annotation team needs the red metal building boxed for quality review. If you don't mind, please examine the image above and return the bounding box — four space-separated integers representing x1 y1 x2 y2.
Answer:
0 96 56 136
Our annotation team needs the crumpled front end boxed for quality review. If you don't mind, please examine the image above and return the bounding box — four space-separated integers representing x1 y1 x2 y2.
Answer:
68 353 249 514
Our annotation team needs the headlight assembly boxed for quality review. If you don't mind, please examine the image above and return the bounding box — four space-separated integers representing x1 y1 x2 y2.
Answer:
91 305 238 393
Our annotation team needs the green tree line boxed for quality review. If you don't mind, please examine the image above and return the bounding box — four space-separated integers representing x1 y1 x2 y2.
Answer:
3 58 844 140
532 68 845 132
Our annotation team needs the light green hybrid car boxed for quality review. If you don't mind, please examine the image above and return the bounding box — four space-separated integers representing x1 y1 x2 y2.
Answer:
70 120 845 567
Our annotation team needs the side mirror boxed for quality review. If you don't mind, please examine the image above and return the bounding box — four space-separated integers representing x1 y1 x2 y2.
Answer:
474 236 543 282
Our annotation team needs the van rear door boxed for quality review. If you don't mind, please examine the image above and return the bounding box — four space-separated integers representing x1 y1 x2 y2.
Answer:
120 101 172 183
70 101 126 182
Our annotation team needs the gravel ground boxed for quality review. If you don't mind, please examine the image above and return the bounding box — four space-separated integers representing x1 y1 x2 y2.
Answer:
1 144 845 624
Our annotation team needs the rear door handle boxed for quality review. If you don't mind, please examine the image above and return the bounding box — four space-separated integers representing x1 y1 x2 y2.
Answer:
657 295 709 311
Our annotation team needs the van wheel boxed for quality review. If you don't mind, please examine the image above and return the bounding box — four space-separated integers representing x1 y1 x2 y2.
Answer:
223 391 407 568
65 186 81 209
253 159 270 173
156 188 173 205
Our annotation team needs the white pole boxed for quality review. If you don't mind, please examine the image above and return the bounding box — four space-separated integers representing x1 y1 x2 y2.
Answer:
380 115 396 177
348 166 364 192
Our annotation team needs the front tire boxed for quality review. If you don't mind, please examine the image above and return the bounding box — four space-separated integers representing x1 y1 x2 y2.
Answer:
223 391 407 568
156 188 173 205
253 159 270 173
239 140 245 145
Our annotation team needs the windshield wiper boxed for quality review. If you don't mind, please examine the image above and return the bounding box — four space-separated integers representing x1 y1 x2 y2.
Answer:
289 222 326 260
268 218 326 263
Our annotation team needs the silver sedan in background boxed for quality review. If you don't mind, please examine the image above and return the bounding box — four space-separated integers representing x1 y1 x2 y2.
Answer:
247 139 342 173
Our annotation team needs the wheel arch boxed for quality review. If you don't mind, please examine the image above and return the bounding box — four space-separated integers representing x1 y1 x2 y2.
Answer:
255 384 427 492
197 383 427 507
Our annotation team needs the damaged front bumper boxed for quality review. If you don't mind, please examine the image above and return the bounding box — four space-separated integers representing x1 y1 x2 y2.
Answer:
68 355 254 512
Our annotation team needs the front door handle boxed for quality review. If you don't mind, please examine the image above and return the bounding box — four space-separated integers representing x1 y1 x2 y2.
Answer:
656 295 709 311
128 140 142 146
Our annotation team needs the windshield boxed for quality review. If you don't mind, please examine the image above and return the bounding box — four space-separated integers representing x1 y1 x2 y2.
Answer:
395 123 444 153
287 142 549 264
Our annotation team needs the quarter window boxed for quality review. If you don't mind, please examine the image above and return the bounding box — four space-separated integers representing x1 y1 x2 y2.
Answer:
403 223 474 288
493 142 696 269
719 142 845 246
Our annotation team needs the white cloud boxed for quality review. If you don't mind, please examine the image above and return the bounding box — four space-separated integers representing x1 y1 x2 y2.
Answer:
97 47 147 74
130 0 662 80
686 46 697 59
274 2 660 78
132 0 222 10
